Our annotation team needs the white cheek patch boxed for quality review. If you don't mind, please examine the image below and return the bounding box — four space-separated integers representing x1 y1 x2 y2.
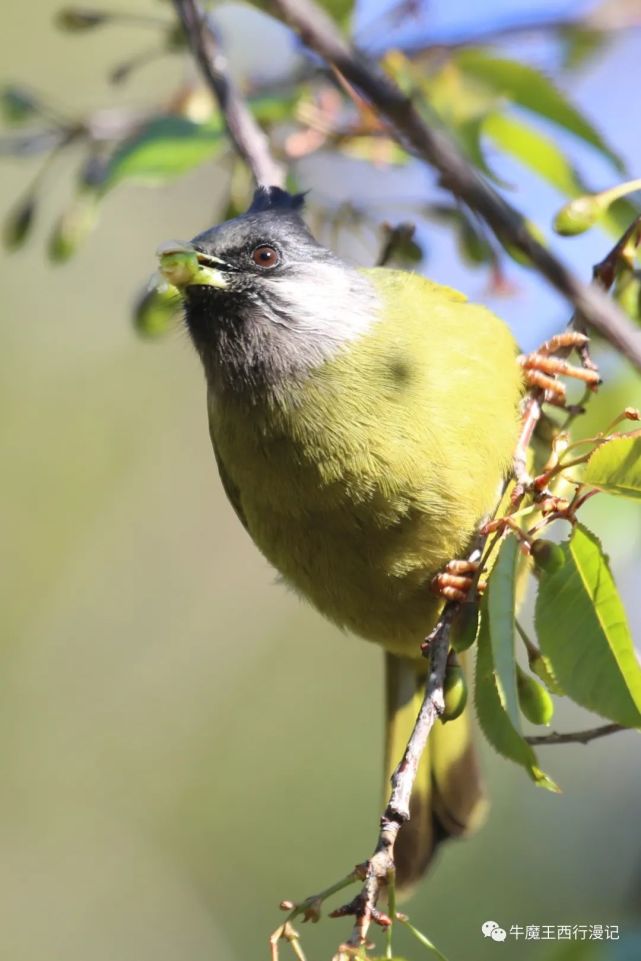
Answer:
268 263 380 352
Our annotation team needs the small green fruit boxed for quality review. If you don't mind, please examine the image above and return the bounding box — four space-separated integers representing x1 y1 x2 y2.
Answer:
441 655 468 722
451 603 480 653
531 539 566 574
553 195 603 236
516 663 554 725
133 281 182 338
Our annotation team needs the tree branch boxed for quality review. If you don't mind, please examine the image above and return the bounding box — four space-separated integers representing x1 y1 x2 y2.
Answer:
172 0 285 187
526 723 627 746
332 608 454 950
267 0 641 371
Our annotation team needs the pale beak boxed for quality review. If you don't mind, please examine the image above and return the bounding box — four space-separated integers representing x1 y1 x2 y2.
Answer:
156 240 228 290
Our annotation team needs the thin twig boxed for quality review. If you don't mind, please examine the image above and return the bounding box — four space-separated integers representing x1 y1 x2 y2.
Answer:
172 0 285 187
526 723 627 746
331 605 456 949
267 0 641 371
376 221 416 266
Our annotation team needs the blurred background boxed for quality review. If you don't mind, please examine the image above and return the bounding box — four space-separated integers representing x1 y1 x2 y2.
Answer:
2 0 641 959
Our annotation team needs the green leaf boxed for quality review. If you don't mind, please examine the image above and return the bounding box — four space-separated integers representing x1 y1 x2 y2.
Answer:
456 50 623 170
485 112 635 239
487 535 521 727
251 0 353 29
1 84 40 124
583 436 641 500
476 599 559 791
3 195 36 250
535 524 641 728
484 111 579 195
105 116 224 187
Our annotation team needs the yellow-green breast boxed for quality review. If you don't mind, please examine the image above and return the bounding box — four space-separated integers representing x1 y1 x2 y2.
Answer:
209 269 522 657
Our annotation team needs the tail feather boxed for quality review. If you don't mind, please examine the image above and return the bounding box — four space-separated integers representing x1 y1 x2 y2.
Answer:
384 652 487 895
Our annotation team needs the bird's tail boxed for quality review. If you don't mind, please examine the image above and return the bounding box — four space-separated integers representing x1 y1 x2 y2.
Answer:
384 651 487 895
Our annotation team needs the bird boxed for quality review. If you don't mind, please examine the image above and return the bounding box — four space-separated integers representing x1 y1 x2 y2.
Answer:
157 185 524 891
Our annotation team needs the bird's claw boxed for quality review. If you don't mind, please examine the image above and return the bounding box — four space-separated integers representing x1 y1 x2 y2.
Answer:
430 559 485 603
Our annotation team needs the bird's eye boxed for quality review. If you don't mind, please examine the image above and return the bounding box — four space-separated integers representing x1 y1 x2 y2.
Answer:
251 244 280 269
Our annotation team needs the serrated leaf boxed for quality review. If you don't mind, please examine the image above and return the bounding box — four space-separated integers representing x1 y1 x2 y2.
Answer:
536 524 641 727
487 535 521 726
105 116 224 187
456 50 623 170
583 436 641 499
476 602 559 791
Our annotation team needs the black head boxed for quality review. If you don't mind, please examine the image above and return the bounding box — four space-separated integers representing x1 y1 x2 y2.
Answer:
187 186 335 289
166 187 379 394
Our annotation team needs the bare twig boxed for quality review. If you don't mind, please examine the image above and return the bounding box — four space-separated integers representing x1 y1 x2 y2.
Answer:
526 723 626 746
375 221 416 266
172 0 285 187
334 608 455 949
267 0 641 371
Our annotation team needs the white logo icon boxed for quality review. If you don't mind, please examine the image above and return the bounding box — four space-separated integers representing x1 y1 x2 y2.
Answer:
482 921 507 942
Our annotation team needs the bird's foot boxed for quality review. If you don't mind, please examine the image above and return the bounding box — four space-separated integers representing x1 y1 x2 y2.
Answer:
430 559 485 603
518 331 601 407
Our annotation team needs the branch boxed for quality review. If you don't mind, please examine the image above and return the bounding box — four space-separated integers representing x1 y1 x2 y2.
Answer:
332 607 454 950
172 0 285 187
526 723 627 746
267 0 641 371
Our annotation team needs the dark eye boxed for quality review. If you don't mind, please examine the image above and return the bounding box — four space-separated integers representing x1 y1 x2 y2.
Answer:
251 244 280 269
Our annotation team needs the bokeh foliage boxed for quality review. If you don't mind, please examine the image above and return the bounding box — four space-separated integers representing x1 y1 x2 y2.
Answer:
2 2 641 960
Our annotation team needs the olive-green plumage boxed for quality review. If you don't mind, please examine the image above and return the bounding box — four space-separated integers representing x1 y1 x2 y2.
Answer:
207 270 521 887
160 191 524 890
209 270 522 655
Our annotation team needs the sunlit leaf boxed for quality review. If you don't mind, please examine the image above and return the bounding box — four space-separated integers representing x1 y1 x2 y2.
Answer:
583 436 641 500
487 535 521 727
475 604 559 790
456 50 623 170
105 115 224 187
535 524 641 728
485 111 579 195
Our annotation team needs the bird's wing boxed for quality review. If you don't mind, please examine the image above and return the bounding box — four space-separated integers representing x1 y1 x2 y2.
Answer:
212 439 249 533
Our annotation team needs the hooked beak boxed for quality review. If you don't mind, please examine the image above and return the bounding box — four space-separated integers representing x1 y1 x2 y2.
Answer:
156 240 229 290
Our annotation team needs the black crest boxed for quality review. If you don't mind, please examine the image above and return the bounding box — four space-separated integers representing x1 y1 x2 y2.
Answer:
247 186 307 215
